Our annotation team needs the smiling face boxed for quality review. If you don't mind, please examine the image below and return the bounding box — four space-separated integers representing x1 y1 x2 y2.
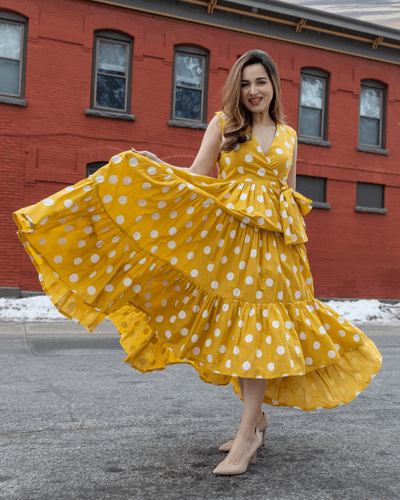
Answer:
240 63 275 117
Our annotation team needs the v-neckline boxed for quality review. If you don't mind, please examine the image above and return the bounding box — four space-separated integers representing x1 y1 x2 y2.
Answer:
251 122 279 157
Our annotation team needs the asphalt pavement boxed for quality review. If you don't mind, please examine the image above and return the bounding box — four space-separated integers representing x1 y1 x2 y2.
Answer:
0 320 399 500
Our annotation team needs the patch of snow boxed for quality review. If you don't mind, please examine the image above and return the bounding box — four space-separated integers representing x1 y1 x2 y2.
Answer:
0 296 67 322
325 299 400 325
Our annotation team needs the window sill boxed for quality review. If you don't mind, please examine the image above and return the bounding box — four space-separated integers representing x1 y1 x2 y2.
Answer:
312 201 331 209
298 137 331 147
168 119 207 130
0 95 27 107
85 109 135 121
357 145 389 156
355 205 387 215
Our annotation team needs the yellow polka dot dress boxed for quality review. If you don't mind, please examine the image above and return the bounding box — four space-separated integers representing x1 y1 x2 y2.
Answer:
13 111 382 410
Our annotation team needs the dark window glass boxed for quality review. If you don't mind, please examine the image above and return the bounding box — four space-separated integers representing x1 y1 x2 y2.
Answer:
87 161 107 177
172 47 208 123
359 83 384 147
299 70 328 140
296 175 326 202
0 18 24 96
91 32 132 113
356 182 384 208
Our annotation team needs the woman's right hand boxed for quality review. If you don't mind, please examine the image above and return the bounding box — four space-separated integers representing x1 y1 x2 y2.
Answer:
131 147 160 163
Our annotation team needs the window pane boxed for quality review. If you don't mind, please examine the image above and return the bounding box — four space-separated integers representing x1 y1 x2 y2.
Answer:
359 117 379 146
299 106 322 138
176 54 203 89
87 162 108 177
175 87 201 120
98 41 126 76
96 74 125 110
0 21 21 60
296 175 326 203
0 59 20 95
300 76 323 109
360 87 381 118
356 183 384 208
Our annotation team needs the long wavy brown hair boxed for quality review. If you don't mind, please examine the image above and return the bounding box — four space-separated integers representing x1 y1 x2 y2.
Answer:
221 50 286 152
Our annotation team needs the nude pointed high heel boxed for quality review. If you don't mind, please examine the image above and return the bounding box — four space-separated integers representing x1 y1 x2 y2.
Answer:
219 412 268 452
213 429 262 476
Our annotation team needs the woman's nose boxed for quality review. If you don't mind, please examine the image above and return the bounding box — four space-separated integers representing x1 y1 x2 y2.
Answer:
249 85 257 95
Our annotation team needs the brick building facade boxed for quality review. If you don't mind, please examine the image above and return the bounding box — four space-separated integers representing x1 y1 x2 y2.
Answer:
1 0 400 299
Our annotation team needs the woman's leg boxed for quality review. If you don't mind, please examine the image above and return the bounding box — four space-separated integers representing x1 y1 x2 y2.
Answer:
223 378 268 465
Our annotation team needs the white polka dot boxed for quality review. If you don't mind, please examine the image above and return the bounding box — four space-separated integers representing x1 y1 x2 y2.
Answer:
58 238 67 245
243 361 251 371
64 200 73 209
245 154 253 162
300 332 306 340
295 291 301 299
338 316 345 324
108 175 118 184
211 281 219 289
233 288 241 297
69 274 79 283
90 254 99 263
219 345 226 354
207 264 214 272
277 291 283 300
133 285 141 293
167 241 176 249
245 334 253 343
276 148 283 154
233 346 239 355
328 350 336 358
214 328 221 337
245 276 253 285
127 157 138 167
87 286 96 295
123 278 132 287
353 334 360 342
267 362 275 371
319 326 326 334
191 269 198 277
305 357 313 365
43 198 54 206
313 341 321 350
225 359 231 368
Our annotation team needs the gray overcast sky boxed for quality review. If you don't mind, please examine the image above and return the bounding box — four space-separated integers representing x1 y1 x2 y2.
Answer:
279 0 400 29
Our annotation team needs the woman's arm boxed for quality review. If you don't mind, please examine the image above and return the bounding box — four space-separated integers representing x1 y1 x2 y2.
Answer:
287 141 297 191
187 114 222 175
131 114 222 174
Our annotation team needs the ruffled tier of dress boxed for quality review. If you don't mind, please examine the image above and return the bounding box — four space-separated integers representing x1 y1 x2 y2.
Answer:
13 151 382 410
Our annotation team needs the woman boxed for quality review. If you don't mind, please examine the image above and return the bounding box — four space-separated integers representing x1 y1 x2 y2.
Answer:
13 50 382 476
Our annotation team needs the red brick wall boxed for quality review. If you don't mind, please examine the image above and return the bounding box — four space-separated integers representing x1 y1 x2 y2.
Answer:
1 0 399 298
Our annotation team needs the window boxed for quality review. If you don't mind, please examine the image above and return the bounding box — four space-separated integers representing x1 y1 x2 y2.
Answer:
0 12 27 102
169 46 209 128
298 69 329 143
358 80 386 149
355 182 386 214
296 175 330 209
87 161 107 177
88 31 133 117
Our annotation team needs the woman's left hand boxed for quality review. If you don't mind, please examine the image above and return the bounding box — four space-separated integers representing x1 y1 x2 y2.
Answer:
131 147 160 163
